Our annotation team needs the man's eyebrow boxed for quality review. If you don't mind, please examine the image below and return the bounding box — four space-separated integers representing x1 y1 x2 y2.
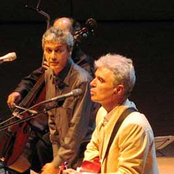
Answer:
55 45 63 48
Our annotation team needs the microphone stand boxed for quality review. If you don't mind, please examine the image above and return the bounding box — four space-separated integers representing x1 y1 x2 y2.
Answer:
25 0 51 66
0 101 58 132
25 0 50 29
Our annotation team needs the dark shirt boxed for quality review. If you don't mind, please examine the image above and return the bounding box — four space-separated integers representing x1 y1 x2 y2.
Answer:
45 58 94 167
12 49 97 167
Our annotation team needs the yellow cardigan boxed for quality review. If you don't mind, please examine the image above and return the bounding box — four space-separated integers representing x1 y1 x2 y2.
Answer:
84 100 159 174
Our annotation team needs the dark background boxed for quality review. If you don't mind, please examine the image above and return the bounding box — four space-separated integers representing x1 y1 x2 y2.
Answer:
0 0 174 136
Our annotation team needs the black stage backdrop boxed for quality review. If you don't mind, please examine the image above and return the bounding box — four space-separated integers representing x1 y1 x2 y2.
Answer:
0 0 174 136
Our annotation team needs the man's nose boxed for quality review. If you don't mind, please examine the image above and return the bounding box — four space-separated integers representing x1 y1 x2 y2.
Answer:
50 51 57 59
90 78 96 87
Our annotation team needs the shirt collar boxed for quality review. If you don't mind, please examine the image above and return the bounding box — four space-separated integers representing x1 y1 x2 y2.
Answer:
103 99 137 123
52 58 73 89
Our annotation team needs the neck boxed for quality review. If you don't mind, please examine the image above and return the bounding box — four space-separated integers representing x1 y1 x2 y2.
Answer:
103 97 126 113
103 102 119 113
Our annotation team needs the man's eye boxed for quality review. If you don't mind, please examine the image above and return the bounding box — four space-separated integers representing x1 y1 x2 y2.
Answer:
46 48 52 53
55 48 64 53
98 77 105 83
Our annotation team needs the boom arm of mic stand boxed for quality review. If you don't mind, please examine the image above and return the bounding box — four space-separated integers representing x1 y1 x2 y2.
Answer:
0 104 58 132
38 10 50 29
25 5 50 29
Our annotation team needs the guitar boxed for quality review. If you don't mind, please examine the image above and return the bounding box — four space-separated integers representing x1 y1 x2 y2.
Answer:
59 158 101 174
79 158 101 173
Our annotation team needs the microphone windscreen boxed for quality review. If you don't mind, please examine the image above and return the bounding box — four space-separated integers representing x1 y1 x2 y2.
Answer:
0 52 17 62
72 89 83 97
7 52 17 61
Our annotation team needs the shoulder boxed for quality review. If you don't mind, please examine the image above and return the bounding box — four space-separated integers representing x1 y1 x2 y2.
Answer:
72 48 94 77
121 111 153 133
71 63 92 82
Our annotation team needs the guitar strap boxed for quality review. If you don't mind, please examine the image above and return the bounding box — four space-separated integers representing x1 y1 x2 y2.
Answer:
103 107 137 161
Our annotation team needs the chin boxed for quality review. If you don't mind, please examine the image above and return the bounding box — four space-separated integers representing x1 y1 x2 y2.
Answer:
91 96 98 102
52 67 61 73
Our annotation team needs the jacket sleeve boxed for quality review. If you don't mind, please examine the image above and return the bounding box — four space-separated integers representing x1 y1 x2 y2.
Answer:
83 107 104 162
83 127 100 162
115 121 154 174
14 67 44 99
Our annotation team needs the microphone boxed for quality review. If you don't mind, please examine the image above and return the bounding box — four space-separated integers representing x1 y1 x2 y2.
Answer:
46 88 83 103
18 89 83 112
0 52 17 62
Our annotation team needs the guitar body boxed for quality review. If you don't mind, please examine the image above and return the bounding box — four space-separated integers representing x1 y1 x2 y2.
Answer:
80 158 101 173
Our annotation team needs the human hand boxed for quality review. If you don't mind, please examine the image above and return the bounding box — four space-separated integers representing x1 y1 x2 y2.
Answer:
42 60 49 70
63 168 80 174
40 162 59 174
7 92 21 108
30 170 39 174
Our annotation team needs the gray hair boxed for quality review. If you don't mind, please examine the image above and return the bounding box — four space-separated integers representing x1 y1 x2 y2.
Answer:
95 53 136 97
42 26 74 50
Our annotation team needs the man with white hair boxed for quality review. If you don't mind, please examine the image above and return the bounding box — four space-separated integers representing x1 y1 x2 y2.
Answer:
64 53 159 174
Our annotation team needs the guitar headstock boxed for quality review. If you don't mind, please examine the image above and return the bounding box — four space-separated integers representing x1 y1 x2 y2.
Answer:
73 18 97 43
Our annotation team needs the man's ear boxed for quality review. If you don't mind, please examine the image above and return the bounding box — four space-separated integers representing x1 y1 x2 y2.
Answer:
114 84 124 95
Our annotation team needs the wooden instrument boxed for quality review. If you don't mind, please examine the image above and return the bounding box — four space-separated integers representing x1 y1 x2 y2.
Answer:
0 74 48 172
79 158 101 173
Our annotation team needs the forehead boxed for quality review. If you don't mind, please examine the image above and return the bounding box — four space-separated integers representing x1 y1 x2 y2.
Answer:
96 67 113 75
94 67 116 87
95 67 115 81
44 41 66 48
